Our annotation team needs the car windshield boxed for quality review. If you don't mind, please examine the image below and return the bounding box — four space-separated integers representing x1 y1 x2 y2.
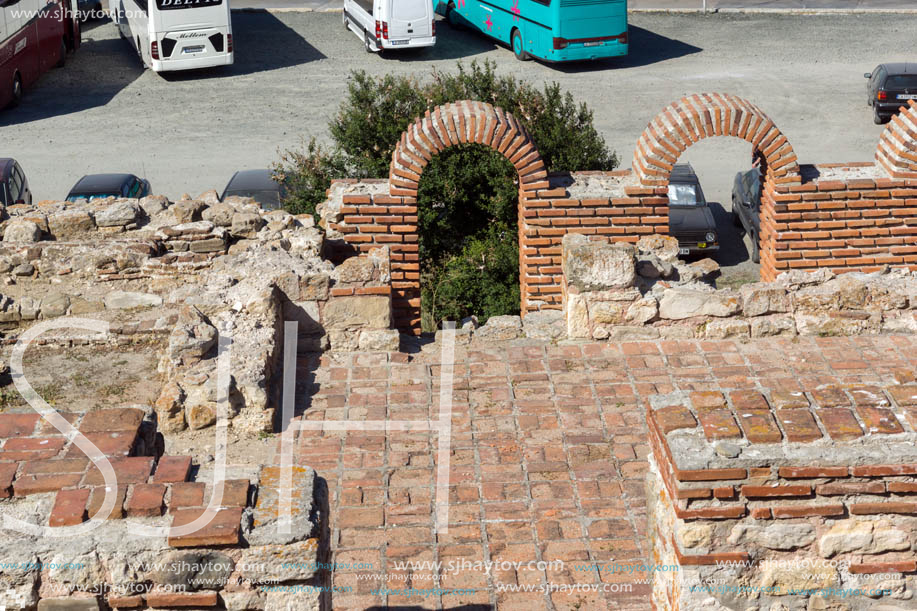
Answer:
67 193 117 202
667 183 701 206
886 75 917 89
226 189 283 210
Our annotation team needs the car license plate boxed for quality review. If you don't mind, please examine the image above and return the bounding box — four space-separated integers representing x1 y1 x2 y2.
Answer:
678 248 690 255
390 40 409 46
183 45 205 54
898 94 917 100
584 41 603 47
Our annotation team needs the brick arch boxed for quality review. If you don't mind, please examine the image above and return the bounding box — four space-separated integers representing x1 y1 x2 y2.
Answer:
632 93 802 187
383 101 547 332
876 99 917 179
388 100 546 195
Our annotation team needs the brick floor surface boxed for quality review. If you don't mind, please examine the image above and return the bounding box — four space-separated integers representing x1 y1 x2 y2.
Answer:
284 335 917 610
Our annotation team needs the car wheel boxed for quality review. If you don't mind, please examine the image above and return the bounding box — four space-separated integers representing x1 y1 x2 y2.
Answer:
9 73 22 109
56 37 67 68
511 29 529 61
750 233 760 264
873 106 886 125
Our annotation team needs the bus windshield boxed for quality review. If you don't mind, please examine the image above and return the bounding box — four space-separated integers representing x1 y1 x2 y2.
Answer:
156 0 222 10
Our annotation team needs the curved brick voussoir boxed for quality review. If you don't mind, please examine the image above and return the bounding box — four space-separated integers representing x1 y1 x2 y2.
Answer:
389 101 543 191
876 100 917 179
633 93 802 188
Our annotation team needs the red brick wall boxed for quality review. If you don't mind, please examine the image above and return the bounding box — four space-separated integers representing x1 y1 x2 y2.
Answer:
327 97 917 334
760 165 917 281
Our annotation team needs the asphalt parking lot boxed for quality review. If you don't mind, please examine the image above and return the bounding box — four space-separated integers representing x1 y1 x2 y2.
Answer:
1 11 914 277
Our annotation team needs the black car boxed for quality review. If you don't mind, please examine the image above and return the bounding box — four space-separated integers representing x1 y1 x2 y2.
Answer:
66 173 151 202
221 169 286 211
667 164 718 257
0 158 32 206
865 63 917 124
732 166 762 264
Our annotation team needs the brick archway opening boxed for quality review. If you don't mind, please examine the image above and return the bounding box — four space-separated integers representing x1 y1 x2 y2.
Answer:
633 94 801 279
387 101 547 333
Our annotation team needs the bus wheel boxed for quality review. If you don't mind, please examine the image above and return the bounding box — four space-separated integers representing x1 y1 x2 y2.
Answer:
9 73 22 108
56 38 67 68
446 3 461 28
511 30 529 61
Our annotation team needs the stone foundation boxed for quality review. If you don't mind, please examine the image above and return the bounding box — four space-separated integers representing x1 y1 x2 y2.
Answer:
0 192 396 433
563 233 917 341
646 385 917 610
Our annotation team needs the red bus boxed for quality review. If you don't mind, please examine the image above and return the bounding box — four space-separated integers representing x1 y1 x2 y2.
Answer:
1 0 79 109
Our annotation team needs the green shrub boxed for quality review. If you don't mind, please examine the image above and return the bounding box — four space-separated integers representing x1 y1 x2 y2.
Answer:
276 60 617 329
272 138 348 223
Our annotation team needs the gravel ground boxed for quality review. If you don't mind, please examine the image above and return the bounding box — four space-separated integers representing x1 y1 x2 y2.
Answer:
1 11 914 280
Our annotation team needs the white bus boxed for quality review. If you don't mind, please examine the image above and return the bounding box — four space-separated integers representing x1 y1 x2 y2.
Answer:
110 0 232 72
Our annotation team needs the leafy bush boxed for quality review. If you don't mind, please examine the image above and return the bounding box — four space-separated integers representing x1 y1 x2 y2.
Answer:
272 138 348 222
275 60 617 329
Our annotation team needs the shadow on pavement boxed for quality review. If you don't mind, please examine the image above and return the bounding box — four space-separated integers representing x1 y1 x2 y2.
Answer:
0 36 143 127
162 11 326 81
381 22 507 63
708 200 752 267
545 24 702 73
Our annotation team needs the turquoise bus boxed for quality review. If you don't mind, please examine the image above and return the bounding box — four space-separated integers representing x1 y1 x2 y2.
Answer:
433 0 628 62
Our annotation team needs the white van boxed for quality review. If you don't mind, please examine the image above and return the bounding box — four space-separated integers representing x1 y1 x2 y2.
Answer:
343 0 435 53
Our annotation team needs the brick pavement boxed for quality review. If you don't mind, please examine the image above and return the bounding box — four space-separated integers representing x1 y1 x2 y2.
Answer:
288 334 917 610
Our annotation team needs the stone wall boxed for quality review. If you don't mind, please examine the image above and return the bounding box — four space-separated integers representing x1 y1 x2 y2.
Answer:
562 233 917 341
646 385 917 610
0 192 394 433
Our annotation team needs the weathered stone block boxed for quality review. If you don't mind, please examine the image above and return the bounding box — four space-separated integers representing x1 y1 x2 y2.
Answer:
740 282 791 316
231 213 266 238
48 209 95 239
728 523 815 550
357 329 400 351
40 293 70 318
563 233 636 291
566 292 589 339
625 297 658 324
239 539 320 584
750 314 797 337
795 311 877 336
658 288 741 319
104 291 163 310
522 310 566 340
202 202 236 227
474 315 522 341
703 319 750 339
94 201 141 227
171 200 205 223
3 219 42 242
323 295 391 329
333 256 376 284
637 234 679 263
